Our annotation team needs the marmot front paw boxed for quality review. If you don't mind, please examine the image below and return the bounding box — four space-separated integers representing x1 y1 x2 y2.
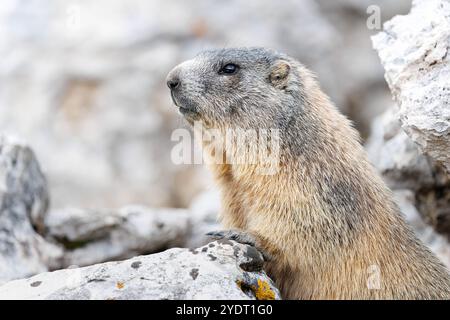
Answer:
206 229 272 261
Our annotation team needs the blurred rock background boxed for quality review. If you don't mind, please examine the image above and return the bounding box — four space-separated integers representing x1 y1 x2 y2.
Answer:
0 0 410 210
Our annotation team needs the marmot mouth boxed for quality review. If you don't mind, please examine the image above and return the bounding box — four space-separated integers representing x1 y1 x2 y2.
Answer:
178 105 198 116
170 90 179 107
178 106 200 124
171 92 199 116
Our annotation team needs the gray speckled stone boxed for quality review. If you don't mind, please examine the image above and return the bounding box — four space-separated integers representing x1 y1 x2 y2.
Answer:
0 240 281 300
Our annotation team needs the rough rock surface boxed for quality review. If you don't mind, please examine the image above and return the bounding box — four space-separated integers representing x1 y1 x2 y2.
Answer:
370 0 450 242
45 206 190 268
0 135 62 285
366 108 440 192
372 0 450 174
0 240 280 300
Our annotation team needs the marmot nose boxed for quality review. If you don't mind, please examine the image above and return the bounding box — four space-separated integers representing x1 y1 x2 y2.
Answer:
167 78 180 90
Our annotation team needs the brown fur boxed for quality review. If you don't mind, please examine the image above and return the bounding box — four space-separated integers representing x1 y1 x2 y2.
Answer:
201 66 450 300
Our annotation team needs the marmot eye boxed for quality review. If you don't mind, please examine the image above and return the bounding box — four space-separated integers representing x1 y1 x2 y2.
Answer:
219 63 239 75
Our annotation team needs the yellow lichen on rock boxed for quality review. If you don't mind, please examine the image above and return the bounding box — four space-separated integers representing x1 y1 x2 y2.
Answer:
236 279 276 300
254 279 276 300
116 281 125 289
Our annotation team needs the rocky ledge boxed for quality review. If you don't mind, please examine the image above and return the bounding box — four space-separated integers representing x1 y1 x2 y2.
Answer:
0 240 280 300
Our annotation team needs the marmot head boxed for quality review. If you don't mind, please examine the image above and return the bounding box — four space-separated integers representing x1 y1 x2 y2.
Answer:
166 47 304 129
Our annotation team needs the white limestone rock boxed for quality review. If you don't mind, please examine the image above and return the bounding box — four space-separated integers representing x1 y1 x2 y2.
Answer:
0 240 280 300
366 108 436 191
372 0 450 174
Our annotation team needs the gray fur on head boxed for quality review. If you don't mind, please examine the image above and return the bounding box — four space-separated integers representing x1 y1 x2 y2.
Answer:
166 47 304 130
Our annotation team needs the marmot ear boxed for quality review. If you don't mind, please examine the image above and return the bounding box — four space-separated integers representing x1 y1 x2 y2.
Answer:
269 60 290 89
